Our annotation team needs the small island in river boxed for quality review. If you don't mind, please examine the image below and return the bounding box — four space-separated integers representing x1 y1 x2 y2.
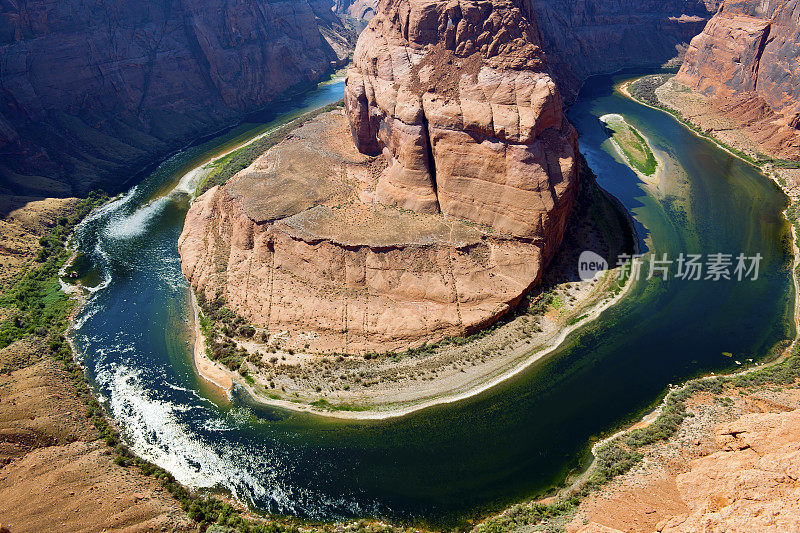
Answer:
600 113 660 181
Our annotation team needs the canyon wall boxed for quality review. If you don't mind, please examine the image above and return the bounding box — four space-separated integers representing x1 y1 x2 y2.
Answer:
334 0 379 20
0 0 355 197
335 0 721 99
676 0 800 159
0 0 730 198
533 0 720 97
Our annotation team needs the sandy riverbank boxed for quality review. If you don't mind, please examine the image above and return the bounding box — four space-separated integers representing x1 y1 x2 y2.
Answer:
618 79 769 171
190 293 233 395
246 268 635 420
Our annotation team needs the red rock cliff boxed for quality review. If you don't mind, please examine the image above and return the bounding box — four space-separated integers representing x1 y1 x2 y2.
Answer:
179 110 556 353
344 0 578 243
180 0 581 353
0 0 355 196
336 0 721 98
677 0 800 159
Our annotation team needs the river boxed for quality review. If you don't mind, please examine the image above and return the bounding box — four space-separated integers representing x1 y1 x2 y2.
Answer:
68 70 795 527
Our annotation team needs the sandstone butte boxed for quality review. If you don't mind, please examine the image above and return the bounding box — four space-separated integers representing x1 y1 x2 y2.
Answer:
676 0 800 160
335 0 722 98
178 0 579 354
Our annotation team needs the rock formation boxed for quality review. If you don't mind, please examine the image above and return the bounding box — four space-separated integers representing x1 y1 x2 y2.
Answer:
335 0 721 97
180 0 579 353
344 0 578 239
658 408 800 531
334 0 379 21
677 0 800 159
574 407 800 533
0 0 356 196
0 0 738 198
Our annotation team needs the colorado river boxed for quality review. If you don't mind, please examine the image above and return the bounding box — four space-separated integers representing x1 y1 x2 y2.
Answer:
69 70 795 527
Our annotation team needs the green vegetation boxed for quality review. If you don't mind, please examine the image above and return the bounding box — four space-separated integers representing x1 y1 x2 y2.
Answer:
627 73 672 108
601 114 658 176
0 192 107 349
0 194 319 533
477 337 800 532
198 100 346 196
197 293 261 373
784 201 800 259
567 314 589 326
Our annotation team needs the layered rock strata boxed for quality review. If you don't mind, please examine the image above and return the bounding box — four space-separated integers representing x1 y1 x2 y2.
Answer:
677 0 800 159
344 0 579 242
334 0 379 20
335 0 722 99
0 0 356 196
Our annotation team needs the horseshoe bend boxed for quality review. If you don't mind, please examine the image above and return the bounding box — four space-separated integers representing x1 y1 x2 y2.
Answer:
4 0 800 530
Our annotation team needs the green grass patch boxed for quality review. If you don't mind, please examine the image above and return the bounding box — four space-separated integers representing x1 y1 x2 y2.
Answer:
601 114 658 176
567 314 590 326
0 192 108 349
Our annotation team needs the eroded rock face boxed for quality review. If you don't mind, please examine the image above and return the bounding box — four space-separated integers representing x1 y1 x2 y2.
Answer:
179 111 546 353
334 0 379 20
573 407 800 533
344 0 579 242
677 0 800 159
0 0 355 196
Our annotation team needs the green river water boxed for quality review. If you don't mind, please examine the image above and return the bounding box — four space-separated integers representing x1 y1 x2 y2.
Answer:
68 70 795 527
